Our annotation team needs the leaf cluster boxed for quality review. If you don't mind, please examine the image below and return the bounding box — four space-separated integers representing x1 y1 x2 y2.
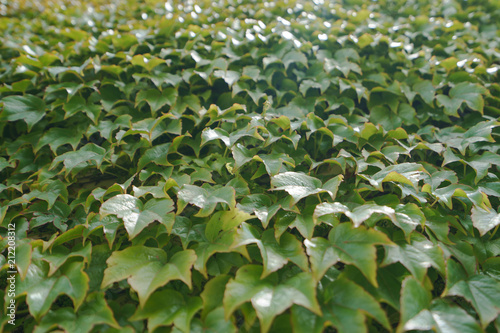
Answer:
1 0 500 332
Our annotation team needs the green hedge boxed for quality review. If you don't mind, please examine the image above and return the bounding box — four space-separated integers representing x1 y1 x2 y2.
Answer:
1 0 500 332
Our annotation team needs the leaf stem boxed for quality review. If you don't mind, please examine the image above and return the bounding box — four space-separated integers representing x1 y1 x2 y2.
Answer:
489 224 499 240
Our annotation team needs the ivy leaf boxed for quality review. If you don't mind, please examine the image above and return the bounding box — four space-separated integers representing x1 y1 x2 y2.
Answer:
314 202 396 228
383 233 446 281
205 208 252 242
271 172 342 205
471 206 500 236
398 276 432 332
413 80 436 105
51 143 107 175
290 305 325 333
101 246 196 306
327 223 392 286
33 292 119 333
436 82 487 116
201 275 231 319
300 79 324 96
131 54 165 71
31 243 92 276
16 260 89 320
360 163 426 191
346 204 397 228
86 214 121 248
232 223 309 277
137 142 171 170
36 127 83 153
466 152 500 184
171 216 206 249
63 95 101 123
193 307 237 333
130 289 202 333
313 202 349 223
1 95 46 131
231 143 256 170
201 128 230 147
404 299 483 333
100 195 174 238
223 265 321 333
446 274 500 327
237 194 280 228
253 153 295 177
322 276 391 332
393 203 425 237
22 179 69 209
304 237 337 282
214 69 240 87
193 229 248 278
177 185 235 217
135 88 177 114
283 50 308 70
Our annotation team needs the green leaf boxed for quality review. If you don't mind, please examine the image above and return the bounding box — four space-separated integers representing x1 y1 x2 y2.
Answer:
177 185 235 217
237 194 280 228
398 276 432 332
193 229 248 278
223 265 321 333
232 223 309 277
304 237 337 282
205 208 252 242
36 127 83 153
370 105 402 130
201 275 231 319
16 260 89 320
33 292 119 333
197 307 237 333
253 153 295 177
100 195 174 238
283 50 308 70
86 214 121 248
137 142 171 170
171 216 205 249
201 128 230 147
51 143 107 174
291 305 325 333
322 276 391 332
328 223 392 286
131 54 166 71
63 95 101 123
446 274 500 327
271 172 342 205
471 206 500 236
360 163 426 191
135 88 177 114
214 70 240 87
231 143 256 170
314 202 396 228
31 242 91 276
383 233 446 281
413 80 436 105
130 289 202 333
300 79 324 96
1 95 46 131
404 299 483 333
101 247 196 306
393 203 425 237
436 82 487 116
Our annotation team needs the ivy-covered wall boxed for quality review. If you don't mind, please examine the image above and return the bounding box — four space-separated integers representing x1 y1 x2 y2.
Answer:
1 0 500 332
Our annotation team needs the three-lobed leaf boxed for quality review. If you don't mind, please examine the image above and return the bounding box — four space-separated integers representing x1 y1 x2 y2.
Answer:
101 246 196 306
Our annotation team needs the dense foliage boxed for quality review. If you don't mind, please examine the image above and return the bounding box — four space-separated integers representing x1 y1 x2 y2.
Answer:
1 0 500 331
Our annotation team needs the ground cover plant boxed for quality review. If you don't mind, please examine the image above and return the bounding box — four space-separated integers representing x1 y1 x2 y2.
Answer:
1 0 500 331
